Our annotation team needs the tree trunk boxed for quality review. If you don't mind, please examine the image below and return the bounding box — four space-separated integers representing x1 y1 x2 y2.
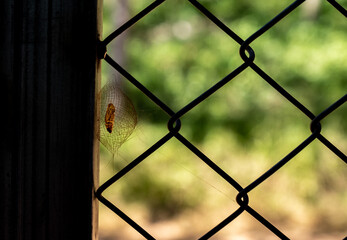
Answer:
0 0 102 239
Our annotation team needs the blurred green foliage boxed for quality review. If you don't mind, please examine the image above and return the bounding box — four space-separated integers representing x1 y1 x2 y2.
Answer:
101 0 347 230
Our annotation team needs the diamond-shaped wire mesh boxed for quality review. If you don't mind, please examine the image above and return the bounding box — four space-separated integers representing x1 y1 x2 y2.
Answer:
96 0 347 239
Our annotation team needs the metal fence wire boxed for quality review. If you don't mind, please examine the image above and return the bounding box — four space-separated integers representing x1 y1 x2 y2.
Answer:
96 0 347 239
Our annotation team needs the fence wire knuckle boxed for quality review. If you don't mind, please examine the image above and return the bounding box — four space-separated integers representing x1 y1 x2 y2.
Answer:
96 0 347 239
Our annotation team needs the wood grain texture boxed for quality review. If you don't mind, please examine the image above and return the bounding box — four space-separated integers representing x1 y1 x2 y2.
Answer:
0 0 102 239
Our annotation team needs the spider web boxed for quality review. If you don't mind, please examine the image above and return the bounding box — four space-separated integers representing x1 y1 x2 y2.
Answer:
98 81 137 154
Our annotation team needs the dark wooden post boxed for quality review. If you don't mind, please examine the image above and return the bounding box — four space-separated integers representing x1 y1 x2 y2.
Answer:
0 0 102 239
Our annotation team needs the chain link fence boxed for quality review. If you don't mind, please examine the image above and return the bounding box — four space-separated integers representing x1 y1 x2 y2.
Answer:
96 0 347 239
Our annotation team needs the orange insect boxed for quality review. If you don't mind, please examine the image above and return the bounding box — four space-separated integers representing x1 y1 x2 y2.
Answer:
105 103 116 133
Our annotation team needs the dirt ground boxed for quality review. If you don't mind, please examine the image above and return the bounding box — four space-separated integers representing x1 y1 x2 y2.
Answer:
98 207 346 240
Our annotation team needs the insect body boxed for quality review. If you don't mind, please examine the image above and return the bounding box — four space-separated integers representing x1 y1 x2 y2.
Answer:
105 103 116 133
